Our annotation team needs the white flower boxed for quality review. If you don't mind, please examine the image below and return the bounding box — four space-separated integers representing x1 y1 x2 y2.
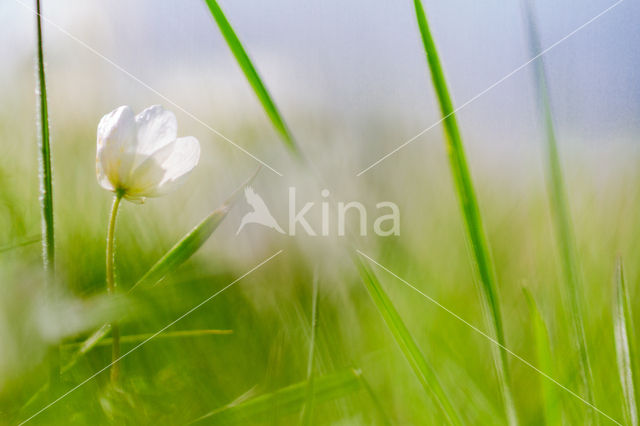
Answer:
96 105 200 202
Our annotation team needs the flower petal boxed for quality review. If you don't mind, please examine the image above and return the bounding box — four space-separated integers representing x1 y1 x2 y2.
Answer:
155 136 200 195
135 105 177 157
123 153 167 200
126 136 200 199
96 106 136 190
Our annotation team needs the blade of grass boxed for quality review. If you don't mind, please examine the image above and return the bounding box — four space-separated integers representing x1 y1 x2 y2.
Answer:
34 0 58 384
35 0 54 277
354 254 461 425
202 0 299 155
61 324 111 374
132 167 260 290
613 258 639 426
62 329 232 350
412 1 516 423
0 235 41 253
131 203 233 289
523 288 561 425
520 0 595 410
359 373 393 426
300 270 319 426
190 369 362 424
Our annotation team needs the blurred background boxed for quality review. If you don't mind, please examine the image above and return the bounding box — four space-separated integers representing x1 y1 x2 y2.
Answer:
1 0 640 424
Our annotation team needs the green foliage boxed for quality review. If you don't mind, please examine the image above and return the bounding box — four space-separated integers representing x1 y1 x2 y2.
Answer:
354 253 461 425
191 369 362 424
203 0 299 155
412 0 516 423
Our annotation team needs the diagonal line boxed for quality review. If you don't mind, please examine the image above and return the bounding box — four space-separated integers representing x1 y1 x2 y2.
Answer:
356 0 625 176
19 249 284 425
13 0 283 177
356 249 622 425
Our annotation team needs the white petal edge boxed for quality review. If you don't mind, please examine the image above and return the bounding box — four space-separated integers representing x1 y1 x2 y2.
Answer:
134 105 177 158
154 136 200 196
96 106 136 191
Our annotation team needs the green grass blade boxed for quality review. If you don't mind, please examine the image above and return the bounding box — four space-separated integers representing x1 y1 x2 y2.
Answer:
63 329 232 349
61 324 111 374
300 271 319 426
190 369 362 424
203 0 299 155
614 259 639 426
0 235 41 254
521 0 595 408
132 168 260 290
412 1 516 423
35 0 59 385
132 204 231 289
35 0 54 277
523 288 561 425
359 373 393 426
354 254 461 425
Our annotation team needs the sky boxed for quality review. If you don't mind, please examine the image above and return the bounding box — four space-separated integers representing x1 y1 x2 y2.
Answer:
1 0 639 151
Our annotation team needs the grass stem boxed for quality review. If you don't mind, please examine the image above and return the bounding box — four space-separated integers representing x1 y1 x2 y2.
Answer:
300 271 319 426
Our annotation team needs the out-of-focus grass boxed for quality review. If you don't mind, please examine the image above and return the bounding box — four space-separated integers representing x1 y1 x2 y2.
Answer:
355 253 461 424
614 259 639 426
523 288 560 425
521 0 595 415
412 0 516 423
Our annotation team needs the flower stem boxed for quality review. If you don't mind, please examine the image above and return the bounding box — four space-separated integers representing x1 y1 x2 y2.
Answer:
106 194 122 383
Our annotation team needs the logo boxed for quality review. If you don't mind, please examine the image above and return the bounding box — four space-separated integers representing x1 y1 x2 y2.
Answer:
236 187 285 235
236 187 400 237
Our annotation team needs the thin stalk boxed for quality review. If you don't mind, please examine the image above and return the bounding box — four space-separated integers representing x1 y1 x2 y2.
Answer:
300 272 319 426
614 259 639 426
0 235 41 254
412 0 517 423
106 193 123 383
523 288 561 425
520 0 595 410
35 0 58 384
191 369 362 424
